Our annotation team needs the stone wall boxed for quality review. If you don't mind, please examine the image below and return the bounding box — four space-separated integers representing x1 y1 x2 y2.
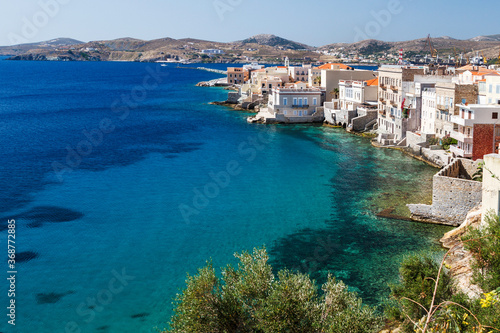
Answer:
351 110 377 131
407 159 482 226
324 108 335 124
227 92 240 103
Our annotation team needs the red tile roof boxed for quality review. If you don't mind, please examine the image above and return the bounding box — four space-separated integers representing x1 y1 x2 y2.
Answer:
315 63 353 70
365 77 378 86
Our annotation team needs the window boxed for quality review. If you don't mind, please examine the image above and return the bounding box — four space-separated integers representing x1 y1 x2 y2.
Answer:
304 98 308 106
299 98 303 107
293 98 297 105
497 85 500 94
313 98 317 106
489 84 493 93
493 112 498 119
283 98 287 106
293 110 297 115
304 110 308 115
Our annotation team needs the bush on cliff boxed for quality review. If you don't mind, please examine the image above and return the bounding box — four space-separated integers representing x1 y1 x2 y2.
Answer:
387 253 452 331
165 247 382 333
463 212 500 292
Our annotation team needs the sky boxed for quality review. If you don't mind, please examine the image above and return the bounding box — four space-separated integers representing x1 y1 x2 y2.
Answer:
0 0 498 47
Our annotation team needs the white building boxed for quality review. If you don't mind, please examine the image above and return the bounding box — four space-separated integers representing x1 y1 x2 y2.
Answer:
288 64 312 83
249 82 324 123
420 87 437 135
324 78 379 130
201 49 225 55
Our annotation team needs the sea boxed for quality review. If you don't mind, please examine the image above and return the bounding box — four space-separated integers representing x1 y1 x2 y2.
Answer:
0 58 451 333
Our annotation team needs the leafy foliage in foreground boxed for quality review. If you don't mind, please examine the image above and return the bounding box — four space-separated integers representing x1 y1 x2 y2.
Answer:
463 212 500 292
387 214 500 332
165 247 382 333
388 253 453 332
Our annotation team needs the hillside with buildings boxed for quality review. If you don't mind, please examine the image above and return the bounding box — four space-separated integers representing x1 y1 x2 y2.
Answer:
2 34 500 64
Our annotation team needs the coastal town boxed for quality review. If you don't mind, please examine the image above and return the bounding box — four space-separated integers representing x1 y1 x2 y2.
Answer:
209 57 500 225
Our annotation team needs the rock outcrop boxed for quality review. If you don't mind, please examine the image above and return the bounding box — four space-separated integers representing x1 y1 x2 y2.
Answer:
440 205 483 299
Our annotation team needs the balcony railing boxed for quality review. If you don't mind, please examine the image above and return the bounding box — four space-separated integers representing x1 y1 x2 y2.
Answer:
437 104 449 111
451 130 473 144
292 105 310 108
450 144 472 158
379 83 387 89
379 98 385 102
390 85 399 91
450 115 474 127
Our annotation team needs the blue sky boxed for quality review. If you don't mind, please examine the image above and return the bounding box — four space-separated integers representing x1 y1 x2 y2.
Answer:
0 0 498 46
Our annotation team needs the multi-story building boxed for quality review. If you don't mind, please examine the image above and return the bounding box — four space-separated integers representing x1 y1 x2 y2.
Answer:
320 67 375 101
249 82 324 123
450 104 500 160
227 67 248 85
377 66 426 140
420 87 436 135
434 82 478 138
308 67 322 87
324 78 378 129
250 66 290 97
289 64 312 83
485 74 500 105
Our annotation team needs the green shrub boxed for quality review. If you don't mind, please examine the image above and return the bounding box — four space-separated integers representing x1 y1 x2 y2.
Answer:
389 253 452 331
463 212 500 292
165 247 382 333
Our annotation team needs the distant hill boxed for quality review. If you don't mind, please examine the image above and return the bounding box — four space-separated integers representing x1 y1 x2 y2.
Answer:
239 34 312 50
2 34 500 63
0 38 83 56
319 36 500 58
469 34 500 42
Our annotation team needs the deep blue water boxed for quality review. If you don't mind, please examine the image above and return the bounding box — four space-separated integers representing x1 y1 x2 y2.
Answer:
0 59 447 333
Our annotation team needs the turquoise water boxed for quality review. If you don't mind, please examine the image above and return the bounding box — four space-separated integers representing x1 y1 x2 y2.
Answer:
0 60 448 333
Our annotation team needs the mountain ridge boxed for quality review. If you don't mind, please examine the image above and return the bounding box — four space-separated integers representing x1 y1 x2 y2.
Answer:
1 34 499 62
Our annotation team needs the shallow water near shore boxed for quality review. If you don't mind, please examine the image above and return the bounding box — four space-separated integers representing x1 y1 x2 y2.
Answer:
0 60 450 332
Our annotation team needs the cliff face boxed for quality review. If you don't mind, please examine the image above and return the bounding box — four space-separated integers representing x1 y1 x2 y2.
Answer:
440 205 483 299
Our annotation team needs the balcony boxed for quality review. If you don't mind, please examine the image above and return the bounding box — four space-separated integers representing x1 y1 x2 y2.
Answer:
451 130 473 144
437 104 449 111
390 85 399 91
450 144 472 158
292 105 310 108
378 110 386 115
450 115 475 127
379 97 385 103
390 101 398 107
379 83 387 89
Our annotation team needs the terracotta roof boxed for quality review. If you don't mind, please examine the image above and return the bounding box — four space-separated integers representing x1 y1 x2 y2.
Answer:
315 63 353 70
471 71 500 76
365 77 378 86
